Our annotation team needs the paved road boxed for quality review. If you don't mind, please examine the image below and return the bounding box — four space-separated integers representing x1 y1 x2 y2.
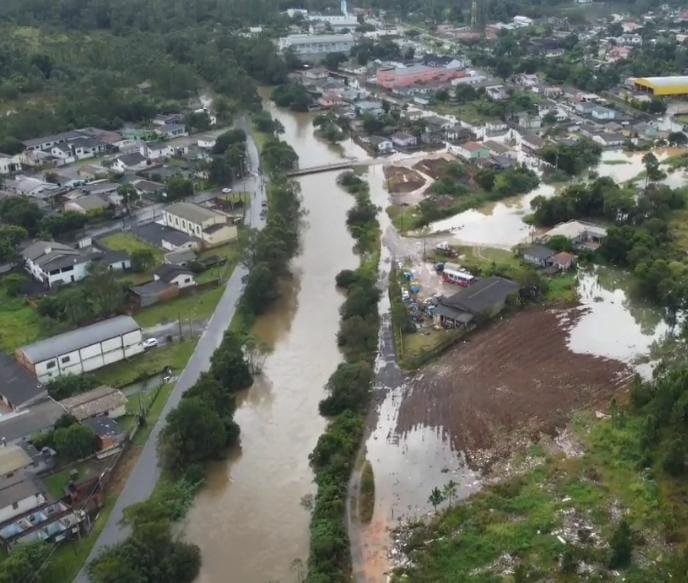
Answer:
75 117 265 581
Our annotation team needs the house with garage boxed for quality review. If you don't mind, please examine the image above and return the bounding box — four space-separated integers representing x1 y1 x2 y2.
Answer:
15 316 144 383
22 241 92 288
162 201 238 248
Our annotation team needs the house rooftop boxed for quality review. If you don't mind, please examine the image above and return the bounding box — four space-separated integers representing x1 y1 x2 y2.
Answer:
0 444 32 475
522 244 555 261
154 264 193 283
166 201 219 225
0 478 43 511
0 354 45 410
82 416 123 439
117 152 146 167
18 316 140 364
59 386 126 421
442 276 520 315
70 194 109 212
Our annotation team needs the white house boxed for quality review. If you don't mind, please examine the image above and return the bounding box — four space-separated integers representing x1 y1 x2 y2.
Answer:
141 142 174 160
0 153 22 175
0 477 46 524
197 137 217 149
153 264 197 289
113 152 148 173
22 241 92 288
16 316 144 383
162 202 238 248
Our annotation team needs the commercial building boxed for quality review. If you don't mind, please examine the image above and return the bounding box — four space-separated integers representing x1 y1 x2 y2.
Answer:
277 34 355 60
162 201 238 248
633 76 688 97
376 64 465 90
16 316 144 383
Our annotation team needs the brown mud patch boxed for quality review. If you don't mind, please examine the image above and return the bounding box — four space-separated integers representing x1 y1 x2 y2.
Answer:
396 307 632 469
413 157 455 180
384 165 426 193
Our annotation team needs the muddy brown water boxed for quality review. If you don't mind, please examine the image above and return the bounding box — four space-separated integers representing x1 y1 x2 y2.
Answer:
183 96 364 582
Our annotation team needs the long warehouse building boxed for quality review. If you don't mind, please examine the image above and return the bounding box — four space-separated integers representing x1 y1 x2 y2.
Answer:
16 316 144 383
633 76 688 97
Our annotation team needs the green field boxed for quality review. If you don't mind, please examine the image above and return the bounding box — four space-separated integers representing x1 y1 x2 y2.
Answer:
196 242 242 284
134 285 224 328
93 339 196 387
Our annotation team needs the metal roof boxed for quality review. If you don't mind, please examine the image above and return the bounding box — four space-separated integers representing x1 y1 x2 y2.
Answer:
18 316 140 364
0 445 32 475
165 201 219 225
60 386 126 421
635 76 688 88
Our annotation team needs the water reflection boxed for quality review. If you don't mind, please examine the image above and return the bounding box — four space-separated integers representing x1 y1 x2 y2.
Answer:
568 266 671 370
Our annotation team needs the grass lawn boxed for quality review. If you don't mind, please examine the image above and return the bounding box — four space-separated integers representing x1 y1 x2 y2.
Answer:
398 411 687 581
93 339 196 387
134 285 224 328
545 273 578 304
43 462 105 499
100 232 164 265
196 242 242 284
0 289 46 352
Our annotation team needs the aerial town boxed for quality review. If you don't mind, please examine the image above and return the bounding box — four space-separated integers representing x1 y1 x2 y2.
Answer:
1 0 688 581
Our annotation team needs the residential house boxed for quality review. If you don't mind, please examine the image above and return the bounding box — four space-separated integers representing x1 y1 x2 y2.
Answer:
64 193 110 215
152 113 184 127
517 113 542 130
22 241 91 288
112 152 148 173
82 417 126 454
391 132 418 150
355 100 384 117
521 244 555 267
0 445 34 480
0 354 46 411
90 246 131 272
0 477 47 525
453 141 491 161
485 85 508 101
156 123 188 139
589 131 625 148
520 132 545 153
132 179 165 198
484 140 517 159
153 264 197 289
162 202 238 248
197 137 217 149
367 136 395 155
277 34 355 60
5 176 59 199
59 386 127 421
130 280 179 308
445 124 475 144
550 251 576 271
15 316 144 383
540 220 607 250
435 276 520 328
0 153 22 175
164 248 197 267
140 142 174 161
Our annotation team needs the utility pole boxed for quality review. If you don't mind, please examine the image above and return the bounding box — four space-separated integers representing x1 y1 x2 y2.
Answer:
178 313 183 340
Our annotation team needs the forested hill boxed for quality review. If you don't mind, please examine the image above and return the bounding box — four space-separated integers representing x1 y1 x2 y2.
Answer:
0 0 295 153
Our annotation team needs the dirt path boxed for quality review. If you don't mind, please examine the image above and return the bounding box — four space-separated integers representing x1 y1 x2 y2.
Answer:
396 307 632 468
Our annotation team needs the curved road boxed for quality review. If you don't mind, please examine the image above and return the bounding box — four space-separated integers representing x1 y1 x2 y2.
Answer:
75 117 265 582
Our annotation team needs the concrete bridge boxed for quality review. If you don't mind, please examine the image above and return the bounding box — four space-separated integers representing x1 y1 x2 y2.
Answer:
286 159 372 177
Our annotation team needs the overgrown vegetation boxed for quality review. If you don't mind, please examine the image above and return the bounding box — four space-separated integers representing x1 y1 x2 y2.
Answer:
308 172 381 582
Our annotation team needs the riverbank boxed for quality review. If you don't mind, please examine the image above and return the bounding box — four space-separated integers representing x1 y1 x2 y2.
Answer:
308 172 382 581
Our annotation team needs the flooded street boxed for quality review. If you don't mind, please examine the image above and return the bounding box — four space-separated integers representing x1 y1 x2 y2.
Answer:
184 97 363 582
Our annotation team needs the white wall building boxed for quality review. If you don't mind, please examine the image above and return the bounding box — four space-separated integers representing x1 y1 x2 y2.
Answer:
278 33 355 59
16 316 144 383
22 241 92 288
162 202 238 248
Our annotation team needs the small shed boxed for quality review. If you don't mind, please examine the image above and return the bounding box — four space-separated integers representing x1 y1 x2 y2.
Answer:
59 386 127 421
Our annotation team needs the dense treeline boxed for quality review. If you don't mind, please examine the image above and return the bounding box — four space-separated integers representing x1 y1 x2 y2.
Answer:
0 2 290 151
308 172 380 581
531 177 688 310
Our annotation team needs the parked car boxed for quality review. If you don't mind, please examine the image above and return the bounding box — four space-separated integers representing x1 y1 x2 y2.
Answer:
143 338 159 349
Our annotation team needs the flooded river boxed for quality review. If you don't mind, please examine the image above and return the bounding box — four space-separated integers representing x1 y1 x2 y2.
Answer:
184 96 365 582
184 95 682 582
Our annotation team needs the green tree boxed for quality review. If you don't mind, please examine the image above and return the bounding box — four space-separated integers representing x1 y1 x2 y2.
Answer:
428 486 445 512
160 397 227 471
443 480 458 505
117 184 138 213
53 424 99 461
89 521 200 583
210 331 253 391
608 519 633 568
131 248 156 272
0 542 52 583
166 176 194 200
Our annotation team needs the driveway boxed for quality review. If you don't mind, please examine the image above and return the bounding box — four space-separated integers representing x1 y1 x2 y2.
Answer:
75 117 265 581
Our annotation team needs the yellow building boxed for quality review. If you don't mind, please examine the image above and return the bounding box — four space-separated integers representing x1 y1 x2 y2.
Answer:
634 76 688 97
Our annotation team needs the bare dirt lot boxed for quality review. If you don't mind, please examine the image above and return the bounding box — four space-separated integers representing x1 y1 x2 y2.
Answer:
383 165 427 193
413 157 455 180
396 307 632 468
